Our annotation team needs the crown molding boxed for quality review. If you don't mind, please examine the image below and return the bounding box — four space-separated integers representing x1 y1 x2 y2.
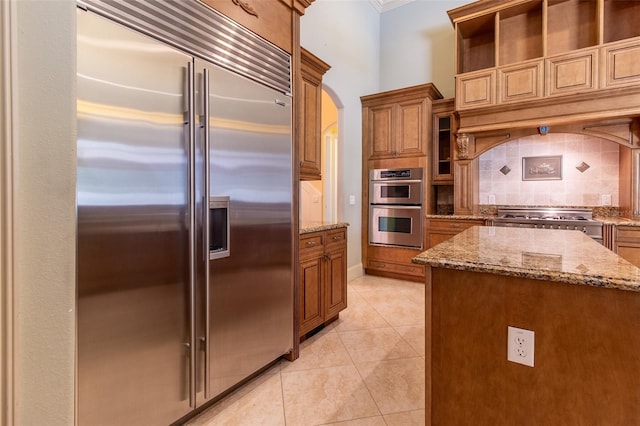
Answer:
369 0 415 13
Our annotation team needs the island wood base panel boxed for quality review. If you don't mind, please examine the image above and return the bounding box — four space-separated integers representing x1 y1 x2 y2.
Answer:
428 267 640 426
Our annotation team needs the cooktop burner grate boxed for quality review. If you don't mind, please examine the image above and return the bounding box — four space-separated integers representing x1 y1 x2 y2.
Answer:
492 207 603 241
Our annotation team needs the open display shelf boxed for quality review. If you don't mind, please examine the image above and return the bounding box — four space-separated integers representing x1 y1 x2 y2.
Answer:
450 0 640 111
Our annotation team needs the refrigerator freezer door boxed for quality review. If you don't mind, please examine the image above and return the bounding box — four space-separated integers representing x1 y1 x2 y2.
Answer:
77 10 193 424
200 63 294 399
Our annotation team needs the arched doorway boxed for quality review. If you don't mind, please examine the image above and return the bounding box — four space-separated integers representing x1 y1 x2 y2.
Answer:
299 87 341 225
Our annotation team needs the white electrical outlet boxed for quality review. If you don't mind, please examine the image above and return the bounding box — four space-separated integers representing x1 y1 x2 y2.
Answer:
602 194 612 206
349 195 356 205
488 194 496 204
507 326 535 367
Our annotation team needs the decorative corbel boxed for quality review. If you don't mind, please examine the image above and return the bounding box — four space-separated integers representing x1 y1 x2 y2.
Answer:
456 133 471 159
231 0 258 17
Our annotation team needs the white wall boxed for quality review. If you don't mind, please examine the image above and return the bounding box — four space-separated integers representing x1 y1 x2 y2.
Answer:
380 0 468 97
301 0 381 273
479 134 620 207
300 181 324 224
9 0 77 424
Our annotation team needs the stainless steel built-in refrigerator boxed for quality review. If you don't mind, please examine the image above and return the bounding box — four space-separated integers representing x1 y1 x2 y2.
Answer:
76 2 293 424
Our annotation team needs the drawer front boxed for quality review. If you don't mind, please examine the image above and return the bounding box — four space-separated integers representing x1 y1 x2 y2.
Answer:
428 219 485 231
326 228 347 250
300 233 324 258
367 258 424 277
616 226 640 241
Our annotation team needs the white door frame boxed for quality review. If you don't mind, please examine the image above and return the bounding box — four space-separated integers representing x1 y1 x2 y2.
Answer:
322 129 338 223
0 1 17 424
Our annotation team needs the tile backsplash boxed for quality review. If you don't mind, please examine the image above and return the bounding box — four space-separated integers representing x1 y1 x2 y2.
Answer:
479 133 620 207
300 181 323 224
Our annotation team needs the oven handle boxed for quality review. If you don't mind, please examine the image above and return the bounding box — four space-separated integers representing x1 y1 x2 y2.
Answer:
370 179 423 184
369 204 423 209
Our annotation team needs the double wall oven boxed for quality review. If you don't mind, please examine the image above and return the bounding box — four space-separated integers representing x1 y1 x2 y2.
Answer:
369 168 423 249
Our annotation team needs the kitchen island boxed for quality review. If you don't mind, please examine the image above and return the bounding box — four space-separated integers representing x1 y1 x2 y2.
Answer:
413 226 640 426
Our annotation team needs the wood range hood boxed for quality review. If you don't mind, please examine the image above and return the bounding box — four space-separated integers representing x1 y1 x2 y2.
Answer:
453 90 640 161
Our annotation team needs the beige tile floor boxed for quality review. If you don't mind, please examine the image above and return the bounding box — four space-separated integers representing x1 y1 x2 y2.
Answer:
186 275 426 426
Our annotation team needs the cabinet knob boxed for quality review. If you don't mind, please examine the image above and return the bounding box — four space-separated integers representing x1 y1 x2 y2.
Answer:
323 253 332 261
306 241 316 246
332 236 341 241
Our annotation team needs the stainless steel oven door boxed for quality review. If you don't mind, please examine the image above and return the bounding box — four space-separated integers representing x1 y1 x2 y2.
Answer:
370 180 422 205
369 205 423 249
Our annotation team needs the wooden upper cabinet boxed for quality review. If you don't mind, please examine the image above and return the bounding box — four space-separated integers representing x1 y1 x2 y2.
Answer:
361 84 442 160
200 0 314 53
448 0 640 120
367 104 394 159
432 98 455 183
299 47 331 181
397 99 427 156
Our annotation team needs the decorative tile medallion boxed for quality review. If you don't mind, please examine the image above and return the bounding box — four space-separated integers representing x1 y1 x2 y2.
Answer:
499 165 511 175
576 161 590 173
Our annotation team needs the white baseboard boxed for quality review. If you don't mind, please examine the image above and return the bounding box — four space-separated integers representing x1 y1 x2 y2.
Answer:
347 263 364 282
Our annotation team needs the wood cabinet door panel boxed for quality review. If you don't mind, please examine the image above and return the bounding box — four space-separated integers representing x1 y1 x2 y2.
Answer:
299 78 321 178
368 105 394 158
601 39 640 89
546 49 597 96
397 100 426 156
454 160 477 215
325 248 347 319
200 0 292 53
498 60 544 103
299 48 330 181
456 70 495 110
432 102 454 183
299 257 324 335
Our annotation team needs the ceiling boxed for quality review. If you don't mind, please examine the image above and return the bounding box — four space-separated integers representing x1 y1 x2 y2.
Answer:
369 0 415 13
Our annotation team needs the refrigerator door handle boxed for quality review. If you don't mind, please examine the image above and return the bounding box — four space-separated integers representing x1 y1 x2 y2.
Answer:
202 67 211 399
186 60 197 409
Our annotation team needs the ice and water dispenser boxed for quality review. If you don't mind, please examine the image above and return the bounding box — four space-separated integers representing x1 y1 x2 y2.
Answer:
209 196 230 259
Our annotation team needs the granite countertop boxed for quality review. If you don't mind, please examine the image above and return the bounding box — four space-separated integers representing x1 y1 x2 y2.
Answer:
597 217 640 227
300 221 349 234
413 226 640 292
